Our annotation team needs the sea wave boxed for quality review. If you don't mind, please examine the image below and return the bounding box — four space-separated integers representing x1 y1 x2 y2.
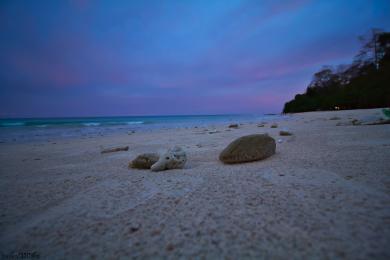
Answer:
0 122 25 127
126 121 144 125
83 122 101 126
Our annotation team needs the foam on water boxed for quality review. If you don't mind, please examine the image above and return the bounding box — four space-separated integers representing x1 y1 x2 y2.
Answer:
126 121 144 125
82 122 101 126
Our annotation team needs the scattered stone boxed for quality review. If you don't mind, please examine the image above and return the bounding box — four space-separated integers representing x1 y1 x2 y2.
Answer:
101 146 129 154
129 153 159 169
219 134 276 164
270 124 278 128
351 119 361 126
228 124 239 128
128 130 136 135
279 130 292 136
151 146 187 171
329 117 341 120
257 124 265 127
129 226 140 233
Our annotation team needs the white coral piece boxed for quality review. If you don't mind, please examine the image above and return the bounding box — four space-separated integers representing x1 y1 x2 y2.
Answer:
150 146 187 171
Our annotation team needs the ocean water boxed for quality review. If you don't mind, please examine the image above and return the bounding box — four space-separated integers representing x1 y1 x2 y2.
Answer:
0 114 284 143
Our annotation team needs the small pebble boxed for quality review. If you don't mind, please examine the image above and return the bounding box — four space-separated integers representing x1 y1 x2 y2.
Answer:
166 244 175 251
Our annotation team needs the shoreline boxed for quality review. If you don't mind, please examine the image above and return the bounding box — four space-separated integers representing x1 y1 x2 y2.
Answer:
0 114 288 144
0 108 389 258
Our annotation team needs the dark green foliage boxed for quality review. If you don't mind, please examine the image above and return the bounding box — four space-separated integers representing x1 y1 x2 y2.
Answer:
383 108 390 118
283 31 390 113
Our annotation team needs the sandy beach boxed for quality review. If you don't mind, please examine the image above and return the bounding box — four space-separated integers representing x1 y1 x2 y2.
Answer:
0 108 389 259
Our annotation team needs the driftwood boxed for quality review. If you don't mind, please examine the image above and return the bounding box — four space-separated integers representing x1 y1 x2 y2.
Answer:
364 119 390 125
279 130 293 136
101 146 129 154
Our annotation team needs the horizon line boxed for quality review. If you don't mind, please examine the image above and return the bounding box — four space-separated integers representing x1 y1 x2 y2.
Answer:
0 112 281 120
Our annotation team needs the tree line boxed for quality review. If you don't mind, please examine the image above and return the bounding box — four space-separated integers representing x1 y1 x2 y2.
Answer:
283 30 390 113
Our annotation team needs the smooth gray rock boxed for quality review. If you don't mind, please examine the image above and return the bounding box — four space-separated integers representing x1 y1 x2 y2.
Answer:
219 134 276 164
129 153 159 169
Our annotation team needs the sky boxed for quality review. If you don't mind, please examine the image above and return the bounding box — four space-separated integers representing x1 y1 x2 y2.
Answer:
1 0 390 117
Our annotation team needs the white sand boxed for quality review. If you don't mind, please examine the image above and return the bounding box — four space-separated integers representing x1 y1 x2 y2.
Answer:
0 108 389 259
